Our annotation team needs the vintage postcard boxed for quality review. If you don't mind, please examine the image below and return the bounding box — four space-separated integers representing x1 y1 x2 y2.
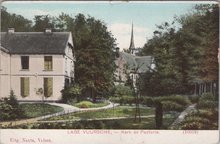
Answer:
0 1 219 144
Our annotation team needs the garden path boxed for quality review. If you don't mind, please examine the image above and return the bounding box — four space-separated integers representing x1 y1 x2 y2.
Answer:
170 103 196 128
0 102 119 127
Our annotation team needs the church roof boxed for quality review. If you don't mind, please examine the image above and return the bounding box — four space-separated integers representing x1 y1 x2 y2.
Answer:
129 23 135 51
120 52 153 73
1 32 71 54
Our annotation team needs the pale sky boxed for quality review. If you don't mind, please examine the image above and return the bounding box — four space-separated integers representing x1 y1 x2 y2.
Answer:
1 1 216 50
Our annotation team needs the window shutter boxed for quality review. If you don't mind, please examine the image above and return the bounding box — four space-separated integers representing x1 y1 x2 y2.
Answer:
44 78 53 97
20 77 29 97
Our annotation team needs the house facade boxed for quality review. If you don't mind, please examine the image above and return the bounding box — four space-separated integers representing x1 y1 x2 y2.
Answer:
0 28 75 101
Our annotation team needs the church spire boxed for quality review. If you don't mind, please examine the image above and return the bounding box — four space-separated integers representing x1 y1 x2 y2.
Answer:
129 23 135 54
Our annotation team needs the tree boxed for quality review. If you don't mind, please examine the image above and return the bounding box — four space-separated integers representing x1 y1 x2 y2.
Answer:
33 15 56 31
70 14 116 102
54 13 116 101
139 4 219 96
1 6 32 32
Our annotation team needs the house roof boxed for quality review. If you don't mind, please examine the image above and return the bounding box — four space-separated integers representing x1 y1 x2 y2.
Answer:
0 32 71 54
120 52 152 73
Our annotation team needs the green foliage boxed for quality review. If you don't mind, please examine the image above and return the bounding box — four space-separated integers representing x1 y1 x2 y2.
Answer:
1 6 32 32
74 101 93 108
45 106 155 121
142 95 191 111
154 95 192 107
61 85 82 103
197 92 218 109
161 101 184 112
19 103 63 118
180 109 218 130
69 14 116 100
188 95 199 103
0 90 25 121
113 85 134 97
73 101 109 108
178 93 218 130
139 4 219 96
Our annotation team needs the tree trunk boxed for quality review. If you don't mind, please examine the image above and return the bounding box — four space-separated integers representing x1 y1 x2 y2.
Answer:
155 102 163 129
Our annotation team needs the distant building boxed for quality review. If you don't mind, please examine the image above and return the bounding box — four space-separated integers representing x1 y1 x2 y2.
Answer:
0 28 75 101
115 24 154 89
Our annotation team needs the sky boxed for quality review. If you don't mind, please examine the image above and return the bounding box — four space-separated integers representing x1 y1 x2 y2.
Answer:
1 1 216 50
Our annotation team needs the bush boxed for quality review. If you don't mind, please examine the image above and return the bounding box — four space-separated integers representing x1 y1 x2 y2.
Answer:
141 97 155 106
188 95 199 103
75 101 93 108
197 100 217 109
61 85 82 103
178 107 218 130
113 85 133 97
197 92 218 109
155 95 191 107
0 90 25 121
200 92 215 101
109 97 120 103
161 101 185 112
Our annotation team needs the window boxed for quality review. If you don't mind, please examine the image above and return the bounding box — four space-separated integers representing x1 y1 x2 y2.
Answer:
21 56 29 70
44 78 53 97
20 77 29 97
44 56 53 71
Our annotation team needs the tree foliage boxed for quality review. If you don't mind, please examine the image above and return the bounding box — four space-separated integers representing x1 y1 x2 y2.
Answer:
1 6 32 32
0 90 25 121
139 4 219 96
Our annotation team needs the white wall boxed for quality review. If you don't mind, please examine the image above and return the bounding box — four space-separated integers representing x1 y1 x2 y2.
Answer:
0 50 10 98
1 54 66 101
11 75 64 101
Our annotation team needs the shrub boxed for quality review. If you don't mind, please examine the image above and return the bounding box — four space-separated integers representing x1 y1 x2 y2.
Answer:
200 92 215 101
0 90 25 121
188 95 199 103
197 100 217 109
113 85 133 97
197 92 218 109
155 95 191 107
141 97 155 106
75 101 93 108
109 97 120 103
179 108 218 130
61 85 82 103
120 96 135 105
161 101 184 112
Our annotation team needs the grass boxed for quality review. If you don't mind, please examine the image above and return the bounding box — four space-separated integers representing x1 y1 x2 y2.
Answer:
19 103 64 118
45 106 155 121
11 114 179 129
73 100 109 108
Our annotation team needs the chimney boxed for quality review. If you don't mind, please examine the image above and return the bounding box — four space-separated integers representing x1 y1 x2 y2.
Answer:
8 28 15 33
45 28 52 33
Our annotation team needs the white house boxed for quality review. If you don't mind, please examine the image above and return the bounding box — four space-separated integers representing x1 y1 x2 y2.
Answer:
0 28 75 101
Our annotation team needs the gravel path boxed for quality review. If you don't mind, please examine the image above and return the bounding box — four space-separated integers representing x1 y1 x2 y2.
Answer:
0 102 119 127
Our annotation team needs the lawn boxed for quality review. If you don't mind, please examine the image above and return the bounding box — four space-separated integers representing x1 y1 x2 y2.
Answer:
72 100 109 108
12 114 178 129
19 103 64 118
45 106 155 121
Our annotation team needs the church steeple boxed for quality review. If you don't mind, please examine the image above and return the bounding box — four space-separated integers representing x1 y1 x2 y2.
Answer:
129 23 135 55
